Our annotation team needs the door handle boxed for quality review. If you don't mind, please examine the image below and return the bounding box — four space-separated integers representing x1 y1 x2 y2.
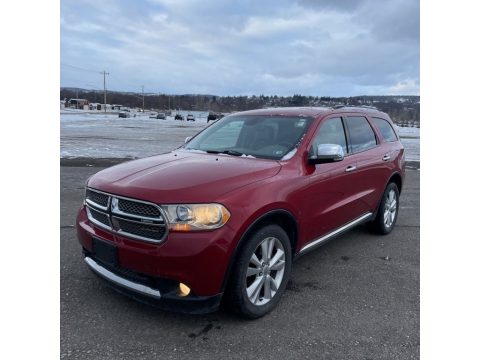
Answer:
382 154 391 161
345 165 357 172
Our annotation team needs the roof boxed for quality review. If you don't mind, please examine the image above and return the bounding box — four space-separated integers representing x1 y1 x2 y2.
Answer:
232 106 388 118
235 107 332 117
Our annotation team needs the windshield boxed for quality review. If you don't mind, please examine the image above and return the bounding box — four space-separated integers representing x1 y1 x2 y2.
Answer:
183 115 314 160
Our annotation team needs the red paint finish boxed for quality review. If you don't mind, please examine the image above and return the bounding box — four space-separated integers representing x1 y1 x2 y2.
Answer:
77 208 235 296
77 107 405 298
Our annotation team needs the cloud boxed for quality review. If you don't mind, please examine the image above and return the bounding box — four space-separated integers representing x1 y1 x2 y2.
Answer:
387 79 419 95
60 0 419 96
296 0 366 12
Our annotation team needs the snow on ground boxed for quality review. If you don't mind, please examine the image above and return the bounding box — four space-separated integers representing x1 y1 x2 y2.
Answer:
396 125 420 137
61 112 420 161
395 125 420 161
61 111 207 158
399 138 420 162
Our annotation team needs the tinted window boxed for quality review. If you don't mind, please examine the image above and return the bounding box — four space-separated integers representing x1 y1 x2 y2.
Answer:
199 119 244 150
372 117 397 142
184 115 313 160
312 117 347 154
345 116 377 153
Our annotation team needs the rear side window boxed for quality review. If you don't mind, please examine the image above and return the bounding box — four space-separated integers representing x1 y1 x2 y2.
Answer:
345 116 377 153
372 117 398 142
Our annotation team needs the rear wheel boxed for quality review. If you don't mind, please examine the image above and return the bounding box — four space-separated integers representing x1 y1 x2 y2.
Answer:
371 182 399 234
225 224 291 319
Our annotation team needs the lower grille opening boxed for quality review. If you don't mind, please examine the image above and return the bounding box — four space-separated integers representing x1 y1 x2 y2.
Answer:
83 248 177 294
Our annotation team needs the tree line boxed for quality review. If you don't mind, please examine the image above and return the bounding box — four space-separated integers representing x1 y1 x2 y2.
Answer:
60 88 420 125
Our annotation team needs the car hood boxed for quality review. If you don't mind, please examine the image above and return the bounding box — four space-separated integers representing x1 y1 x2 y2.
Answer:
88 151 281 203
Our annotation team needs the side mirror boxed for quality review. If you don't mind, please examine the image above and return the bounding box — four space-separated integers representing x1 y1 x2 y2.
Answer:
185 136 192 143
308 144 344 164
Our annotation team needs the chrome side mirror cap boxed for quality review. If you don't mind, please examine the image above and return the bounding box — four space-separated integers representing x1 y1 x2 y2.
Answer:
308 144 345 164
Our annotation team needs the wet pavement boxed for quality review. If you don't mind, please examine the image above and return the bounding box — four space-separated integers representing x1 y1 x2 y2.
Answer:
61 165 419 359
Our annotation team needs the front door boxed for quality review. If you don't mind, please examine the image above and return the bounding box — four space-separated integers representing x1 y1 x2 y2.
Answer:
302 116 365 241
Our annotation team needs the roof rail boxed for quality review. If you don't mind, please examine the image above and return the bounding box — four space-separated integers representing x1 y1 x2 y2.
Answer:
332 105 378 110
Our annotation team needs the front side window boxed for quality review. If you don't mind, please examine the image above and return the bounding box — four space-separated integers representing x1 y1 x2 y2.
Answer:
345 116 377 153
372 117 398 142
312 117 348 154
183 115 314 160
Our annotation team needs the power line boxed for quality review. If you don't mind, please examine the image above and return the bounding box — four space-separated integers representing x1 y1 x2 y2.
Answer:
61 62 100 74
108 73 144 93
62 68 160 106
85 83 102 90
60 77 91 86
62 65 151 96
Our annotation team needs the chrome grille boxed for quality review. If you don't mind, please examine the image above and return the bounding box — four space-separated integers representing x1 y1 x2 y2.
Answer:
117 198 160 218
86 207 110 229
85 188 168 243
86 189 109 208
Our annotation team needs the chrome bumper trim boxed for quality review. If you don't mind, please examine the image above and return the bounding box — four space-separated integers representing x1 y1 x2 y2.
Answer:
84 257 161 299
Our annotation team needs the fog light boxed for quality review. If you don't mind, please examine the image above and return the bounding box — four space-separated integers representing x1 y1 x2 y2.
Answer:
178 283 191 297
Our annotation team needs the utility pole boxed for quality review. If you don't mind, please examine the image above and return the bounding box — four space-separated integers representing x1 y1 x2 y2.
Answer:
100 70 110 112
142 85 145 113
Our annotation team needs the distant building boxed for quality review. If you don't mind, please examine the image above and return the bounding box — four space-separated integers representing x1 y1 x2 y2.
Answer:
96 104 119 111
89 103 102 111
68 98 89 110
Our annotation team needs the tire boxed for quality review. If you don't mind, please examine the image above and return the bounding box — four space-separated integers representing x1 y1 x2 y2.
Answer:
225 224 292 319
371 182 400 235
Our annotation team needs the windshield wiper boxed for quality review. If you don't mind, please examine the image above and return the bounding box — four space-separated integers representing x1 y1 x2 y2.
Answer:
205 149 245 157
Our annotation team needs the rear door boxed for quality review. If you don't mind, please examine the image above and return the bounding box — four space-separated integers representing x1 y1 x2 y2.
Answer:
370 116 404 170
344 114 392 212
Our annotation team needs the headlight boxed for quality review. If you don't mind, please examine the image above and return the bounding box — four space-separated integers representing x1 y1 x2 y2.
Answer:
162 203 231 231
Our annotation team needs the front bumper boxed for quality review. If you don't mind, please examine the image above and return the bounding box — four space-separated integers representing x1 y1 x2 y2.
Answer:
83 254 222 314
77 204 237 311
85 256 161 298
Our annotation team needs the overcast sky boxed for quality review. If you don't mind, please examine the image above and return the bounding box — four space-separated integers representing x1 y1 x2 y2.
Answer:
60 0 419 97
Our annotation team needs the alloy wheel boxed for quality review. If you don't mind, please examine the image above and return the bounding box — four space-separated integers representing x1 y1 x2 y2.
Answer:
383 189 397 228
245 237 286 306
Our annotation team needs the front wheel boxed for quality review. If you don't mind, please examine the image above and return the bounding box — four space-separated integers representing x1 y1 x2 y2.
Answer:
371 182 400 234
225 224 292 319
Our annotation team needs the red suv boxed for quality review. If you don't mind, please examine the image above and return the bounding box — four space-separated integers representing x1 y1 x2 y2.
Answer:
77 106 405 318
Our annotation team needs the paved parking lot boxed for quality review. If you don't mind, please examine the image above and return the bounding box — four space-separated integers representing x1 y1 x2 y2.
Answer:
61 166 419 360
